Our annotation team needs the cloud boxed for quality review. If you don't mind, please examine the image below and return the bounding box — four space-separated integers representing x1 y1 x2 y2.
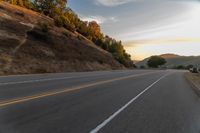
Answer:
80 15 118 24
94 0 198 7
124 38 200 47
80 16 106 24
94 0 133 6
109 17 118 22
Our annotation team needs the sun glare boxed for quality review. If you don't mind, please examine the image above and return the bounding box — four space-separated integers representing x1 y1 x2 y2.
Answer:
124 2 200 60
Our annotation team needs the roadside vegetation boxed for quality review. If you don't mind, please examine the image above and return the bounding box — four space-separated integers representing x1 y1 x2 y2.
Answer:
185 72 200 96
3 0 134 67
147 56 166 68
172 65 194 70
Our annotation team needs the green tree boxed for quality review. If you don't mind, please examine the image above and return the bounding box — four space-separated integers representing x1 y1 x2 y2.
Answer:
173 65 186 70
147 56 166 68
34 0 67 17
186 64 193 70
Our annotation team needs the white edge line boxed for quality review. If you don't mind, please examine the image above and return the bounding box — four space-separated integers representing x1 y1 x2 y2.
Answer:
0 70 140 78
0 75 86 86
0 72 117 86
0 72 161 107
0 71 156 86
89 73 169 133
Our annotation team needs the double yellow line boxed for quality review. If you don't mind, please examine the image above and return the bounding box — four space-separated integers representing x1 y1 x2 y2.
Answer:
0 71 160 108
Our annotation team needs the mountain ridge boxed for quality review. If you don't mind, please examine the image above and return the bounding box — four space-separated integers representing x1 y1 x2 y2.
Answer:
159 53 180 59
136 54 200 68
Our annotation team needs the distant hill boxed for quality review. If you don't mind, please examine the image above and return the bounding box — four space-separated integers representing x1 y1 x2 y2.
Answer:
0 2 124 75
159 54 180 59
136 54 200 68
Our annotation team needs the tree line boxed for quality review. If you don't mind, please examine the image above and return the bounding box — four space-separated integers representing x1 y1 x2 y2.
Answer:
3 0 134 67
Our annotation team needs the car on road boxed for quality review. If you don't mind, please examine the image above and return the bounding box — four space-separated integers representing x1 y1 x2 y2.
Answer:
189 68 193 72
190 67 199 73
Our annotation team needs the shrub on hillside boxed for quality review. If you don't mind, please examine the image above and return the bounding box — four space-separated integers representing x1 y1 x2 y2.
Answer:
34 67 48 73
38 22 51 33
3 0 33 9
54 15 75 32
62 31 71 37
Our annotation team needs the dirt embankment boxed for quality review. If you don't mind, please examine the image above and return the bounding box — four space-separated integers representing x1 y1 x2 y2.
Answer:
185 72 200 96
0 2 124 75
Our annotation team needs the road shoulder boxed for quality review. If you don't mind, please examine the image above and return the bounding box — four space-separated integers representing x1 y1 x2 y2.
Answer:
185 72 200 97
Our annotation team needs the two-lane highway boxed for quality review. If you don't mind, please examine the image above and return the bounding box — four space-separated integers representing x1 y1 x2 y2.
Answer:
0 70 200 133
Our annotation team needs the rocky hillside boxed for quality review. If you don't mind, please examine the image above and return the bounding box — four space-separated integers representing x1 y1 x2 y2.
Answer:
0 2 124 75
136 54 200 68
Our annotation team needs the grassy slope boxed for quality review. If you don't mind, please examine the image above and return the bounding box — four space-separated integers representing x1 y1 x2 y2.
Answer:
0 2 123 75
185 73 200 96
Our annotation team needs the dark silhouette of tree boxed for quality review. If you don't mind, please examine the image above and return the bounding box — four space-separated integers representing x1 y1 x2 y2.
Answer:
186 65 193 70
147 56 166 68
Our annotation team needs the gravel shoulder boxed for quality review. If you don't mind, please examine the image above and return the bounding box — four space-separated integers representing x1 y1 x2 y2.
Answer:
185 72 200 96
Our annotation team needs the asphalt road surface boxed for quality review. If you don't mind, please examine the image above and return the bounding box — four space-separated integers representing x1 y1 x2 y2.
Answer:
0 70 200 133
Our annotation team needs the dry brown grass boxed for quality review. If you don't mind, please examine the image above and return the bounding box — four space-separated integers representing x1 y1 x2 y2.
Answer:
0 54 12 63
185 72 200 96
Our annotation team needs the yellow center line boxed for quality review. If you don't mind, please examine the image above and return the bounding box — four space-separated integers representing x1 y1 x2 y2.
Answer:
0 71 161 108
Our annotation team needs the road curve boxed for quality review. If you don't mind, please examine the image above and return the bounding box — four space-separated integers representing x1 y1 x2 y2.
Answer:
0 70 200 133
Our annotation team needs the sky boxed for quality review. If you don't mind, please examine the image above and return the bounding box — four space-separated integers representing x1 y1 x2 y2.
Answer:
68 0 200 60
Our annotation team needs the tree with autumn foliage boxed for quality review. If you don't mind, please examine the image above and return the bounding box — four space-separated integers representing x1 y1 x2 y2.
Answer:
4 0 32 8
88 21 103 41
